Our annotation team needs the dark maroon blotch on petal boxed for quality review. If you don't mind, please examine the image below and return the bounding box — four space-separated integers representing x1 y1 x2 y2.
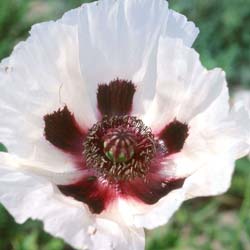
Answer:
121 175 185 205
58 176 115 214
159 120 189 155
44 106 85 154
97 79 136 117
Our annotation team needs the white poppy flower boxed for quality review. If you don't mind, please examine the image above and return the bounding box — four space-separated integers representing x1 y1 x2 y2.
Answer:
0 0 249 249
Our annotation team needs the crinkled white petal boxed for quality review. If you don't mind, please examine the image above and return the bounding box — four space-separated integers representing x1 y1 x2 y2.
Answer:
177 106 250 200
142 37 228 129
0 165 144 250
0 20 95 173
232 89 250 110
76 0 198 116
0 152 84 185
115 189 185 229
232 89 250 158
183 154 235 199
133 188 185 229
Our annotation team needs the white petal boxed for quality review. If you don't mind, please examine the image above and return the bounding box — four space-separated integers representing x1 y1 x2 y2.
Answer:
0 152 84 185
0 20 95 171
115 190 185 229
232 89 250 159
133 188 185 229
165 9 199 47
0 103 76 173
92 219 145 250
77 0 198 115
0 21 95 127
183 154 235 199
181 105 250 199
142 38 228 130
0 166 144 250
206 104 250 159
232 89 250 109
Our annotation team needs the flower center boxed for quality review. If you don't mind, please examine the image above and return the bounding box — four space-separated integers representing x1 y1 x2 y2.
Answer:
83 116 156 181
103 128 135 163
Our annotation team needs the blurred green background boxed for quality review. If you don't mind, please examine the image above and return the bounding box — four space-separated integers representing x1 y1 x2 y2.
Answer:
0 0 250 249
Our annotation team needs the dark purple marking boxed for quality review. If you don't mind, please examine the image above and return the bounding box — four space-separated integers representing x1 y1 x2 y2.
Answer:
58 176 115 214
59 173 184 212
97 79 136 117
44 106 85 154
58 157 185 211
159 120 189 155
120 175 185 204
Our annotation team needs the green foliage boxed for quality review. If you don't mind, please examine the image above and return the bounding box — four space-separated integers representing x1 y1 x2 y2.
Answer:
0 142 7 152
0 0 31 59
0 205 68 250
0 0 250 250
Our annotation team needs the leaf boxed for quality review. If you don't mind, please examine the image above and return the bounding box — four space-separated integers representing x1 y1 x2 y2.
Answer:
0 143 8 152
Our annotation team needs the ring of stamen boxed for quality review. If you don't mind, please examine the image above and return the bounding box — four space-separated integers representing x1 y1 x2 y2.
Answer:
83 116 156 181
